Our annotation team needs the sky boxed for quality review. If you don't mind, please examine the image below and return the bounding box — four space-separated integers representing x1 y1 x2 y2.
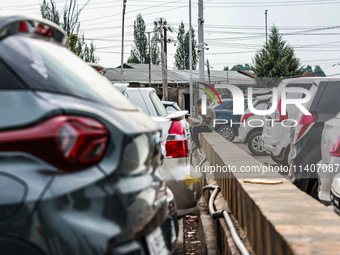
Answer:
2 0 340 77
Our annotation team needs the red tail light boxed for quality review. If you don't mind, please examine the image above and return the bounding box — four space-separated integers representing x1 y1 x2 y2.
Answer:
241 113 254 122
165 121 188 158
0 18 68 46
0 116 108 170
274 95 287 122
293 112 318 144
330 134 340 157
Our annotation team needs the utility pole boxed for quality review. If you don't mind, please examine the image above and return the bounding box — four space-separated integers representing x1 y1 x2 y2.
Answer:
155 18 173 101
146 31 152 87
206 59 211 86
265 10 268 45
198 0 205 113
120 0 127 83
163 26 168 100
189 0 193 117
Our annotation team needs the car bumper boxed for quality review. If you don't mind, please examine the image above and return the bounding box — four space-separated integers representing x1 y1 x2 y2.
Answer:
162 158 203 217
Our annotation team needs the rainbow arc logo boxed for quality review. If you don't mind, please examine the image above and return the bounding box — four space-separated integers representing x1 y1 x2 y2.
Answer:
198 82 222 106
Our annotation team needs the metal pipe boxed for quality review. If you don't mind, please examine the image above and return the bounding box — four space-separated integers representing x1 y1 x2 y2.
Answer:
203 185 250 255
222 211 249 255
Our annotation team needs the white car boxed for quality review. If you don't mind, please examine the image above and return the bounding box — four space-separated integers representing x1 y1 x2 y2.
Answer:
124 88 203 217
318 112 340 204
261 77 322 165
162 100 190 139
238 95 271 155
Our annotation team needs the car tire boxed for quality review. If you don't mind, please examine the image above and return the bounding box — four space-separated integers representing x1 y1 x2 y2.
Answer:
217 125 235 142
309 179 320 201
247 130 266 156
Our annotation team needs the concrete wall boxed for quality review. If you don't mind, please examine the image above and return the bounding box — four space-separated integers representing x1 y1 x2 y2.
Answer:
198 132 340 255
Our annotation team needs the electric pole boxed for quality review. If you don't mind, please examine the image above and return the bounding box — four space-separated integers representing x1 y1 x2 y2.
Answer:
265 10 268 45
198 0 205 113
146 31 152 87
155 18 174 101
189 0 193 117
164 26 168 100
120 0 127 83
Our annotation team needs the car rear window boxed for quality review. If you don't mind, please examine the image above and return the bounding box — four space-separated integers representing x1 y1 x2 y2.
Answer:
0 36 135 110
316 81 340 114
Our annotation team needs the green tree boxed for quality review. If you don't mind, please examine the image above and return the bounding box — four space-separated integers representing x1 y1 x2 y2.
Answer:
231 64 251 71
40 0 98 63
174 21 197 70
252 26 303 87
314 65 326 77
224 66 229 71
305 65 313 73
128 14 148 64
150 24 161 65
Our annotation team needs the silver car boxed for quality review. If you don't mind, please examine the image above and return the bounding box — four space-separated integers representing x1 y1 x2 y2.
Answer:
238 95 271 156
125 88 203 217
318 112 340 204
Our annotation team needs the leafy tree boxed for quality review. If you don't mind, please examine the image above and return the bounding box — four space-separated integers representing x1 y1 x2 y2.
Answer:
224 66 229 71
305 65 313 73
174 21 197 70
314 65 326 77
150 24 161 65
128 14 148 64
231 64 251 71
252 26 303 87
40 0 98 63
303 65 326 76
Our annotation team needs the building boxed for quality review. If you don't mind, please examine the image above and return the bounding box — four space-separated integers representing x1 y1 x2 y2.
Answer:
105 63 256 111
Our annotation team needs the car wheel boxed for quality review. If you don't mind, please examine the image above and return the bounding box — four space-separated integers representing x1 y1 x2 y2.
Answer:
217 125 235 142
309 179 320 201
247 130 266 156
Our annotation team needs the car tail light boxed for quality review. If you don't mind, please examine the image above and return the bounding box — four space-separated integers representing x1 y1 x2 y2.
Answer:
293 112 318 144
330 134 340 157
0 18 68 46
165 121 188 158
241 113 254 122
0 116 108 170
274 95 287 122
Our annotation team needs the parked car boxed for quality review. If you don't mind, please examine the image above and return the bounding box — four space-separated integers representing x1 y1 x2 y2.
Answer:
261 77 320 165
0 15 178 255
238 95 271 155
162 101 182 114
318 112 340 204
289 78 340 197
162 100 190 139
213 98 250 142
124 88 203 217
330 174 340 215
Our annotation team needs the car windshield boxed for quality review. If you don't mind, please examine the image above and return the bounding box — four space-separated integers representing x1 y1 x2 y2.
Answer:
0 36 135 110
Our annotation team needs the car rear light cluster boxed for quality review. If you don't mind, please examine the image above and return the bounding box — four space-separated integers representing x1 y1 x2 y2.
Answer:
241 113 254 122
274 95 288 122
0 116 108 170
329 133 340 157
0 19 68 46
293 112 318 144
165 121 188 158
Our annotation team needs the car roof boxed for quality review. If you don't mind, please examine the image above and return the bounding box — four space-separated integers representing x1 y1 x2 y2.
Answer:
255 94 272 100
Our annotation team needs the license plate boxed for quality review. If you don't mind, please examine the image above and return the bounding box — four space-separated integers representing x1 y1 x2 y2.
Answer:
146 227 169 255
